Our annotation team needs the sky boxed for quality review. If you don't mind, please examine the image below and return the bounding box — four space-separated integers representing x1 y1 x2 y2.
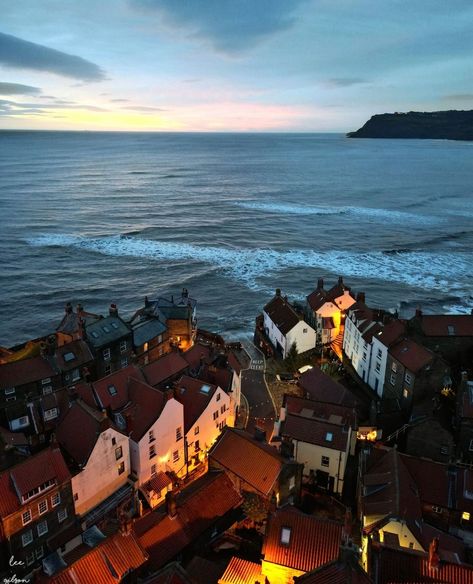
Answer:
0 0 472 132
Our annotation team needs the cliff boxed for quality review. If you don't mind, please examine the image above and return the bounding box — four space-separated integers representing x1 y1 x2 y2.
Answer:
347 110 473 141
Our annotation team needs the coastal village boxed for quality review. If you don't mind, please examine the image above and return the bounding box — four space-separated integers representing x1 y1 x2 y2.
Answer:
0 279 473 584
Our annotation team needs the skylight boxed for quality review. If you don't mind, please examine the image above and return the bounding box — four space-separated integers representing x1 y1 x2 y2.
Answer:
325 432 333 442
448 325 455 336
102 325 111 333
280 527 291 545
108 385 117 396
200 384 211 394
111 322 119 329
63 352 76 362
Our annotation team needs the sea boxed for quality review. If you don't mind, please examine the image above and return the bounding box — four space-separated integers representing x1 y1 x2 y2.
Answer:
0 131 472 347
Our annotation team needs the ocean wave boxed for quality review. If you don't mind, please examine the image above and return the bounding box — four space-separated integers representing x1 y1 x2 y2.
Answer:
234 201 439 224
26 234 473 293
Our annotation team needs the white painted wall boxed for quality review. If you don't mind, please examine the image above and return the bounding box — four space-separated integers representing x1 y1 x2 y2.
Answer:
263 310 286 355
315 302 340 344
368 335 389 397
72 427 130 516
286 321 316 357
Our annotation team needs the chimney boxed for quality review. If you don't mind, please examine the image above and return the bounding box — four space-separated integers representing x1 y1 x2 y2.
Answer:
165 491 177 519
275 288 281 297
77 303 83 315
415 307 423 318
65 302 73 314
47 334 57 355
182 288 189 299
338 276 343 285
283 296 288 303
317 278 324 290
356 292 365 303
428 537 440 570
109 303 118 316
144 296 150 308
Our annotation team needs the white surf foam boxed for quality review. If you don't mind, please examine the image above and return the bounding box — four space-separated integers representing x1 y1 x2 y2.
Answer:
26 234 472 293
235 201 439 224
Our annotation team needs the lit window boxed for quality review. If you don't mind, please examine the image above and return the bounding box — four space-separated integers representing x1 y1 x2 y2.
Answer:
72 368 80 382
57 508 68 523
391 362 397 373
118 461 125 475
403 388 409 399
289 476 295 490
115 446 123 460
432 506 442 513
38 500 48 515
176 427 182 441
463 511 471 521
280 527 291 545
51 493 60 507
37 520 48 537
468 439 473 452
22 510 32 525
22 530 33 547
321 456 330 467
63 352 76 363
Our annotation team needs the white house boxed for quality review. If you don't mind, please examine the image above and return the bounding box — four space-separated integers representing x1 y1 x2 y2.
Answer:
263 290 316 359
174 375 234 468
273 395 356 495
306 277 356 346
56 400 131 517
367 320 406 397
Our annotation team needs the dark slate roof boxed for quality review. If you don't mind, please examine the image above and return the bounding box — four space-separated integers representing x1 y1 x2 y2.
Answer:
174 375 218 433
389 338 433 374
298 367 357 407
131 318 167 347
263 295 300 335
417 314 473 337
85 315 131 348
55 340 94 372
0 355 58 390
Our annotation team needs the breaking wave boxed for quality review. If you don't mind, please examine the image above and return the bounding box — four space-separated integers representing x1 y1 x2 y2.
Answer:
26 233 472 293
234 201 439 224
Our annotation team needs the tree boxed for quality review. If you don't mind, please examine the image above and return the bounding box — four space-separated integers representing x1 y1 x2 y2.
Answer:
284 341 298 372
242 492 269 525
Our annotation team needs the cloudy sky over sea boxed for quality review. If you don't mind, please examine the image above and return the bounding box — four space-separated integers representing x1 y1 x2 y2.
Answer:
1 0 473 131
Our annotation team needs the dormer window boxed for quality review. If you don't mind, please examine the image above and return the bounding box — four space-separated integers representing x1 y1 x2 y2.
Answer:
280 527 291 545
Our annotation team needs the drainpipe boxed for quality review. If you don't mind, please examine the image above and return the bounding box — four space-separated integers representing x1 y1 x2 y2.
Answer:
336 449 342 494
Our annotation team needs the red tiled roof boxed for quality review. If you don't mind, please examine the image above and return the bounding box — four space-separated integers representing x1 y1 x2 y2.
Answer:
123 378 167 441
376 320 406 347
307 289 330 312
181 343 211 370
209 428 283 496
0 355 57 390
0 447 70 516
56 400 110 467
418 314 473 337
55 339 94 371
144 471 172 493
92 364 144 410
298 367 357 407
73 383 97 408
143 352 189 387
219 556 263 584
371 542 473 584
294 560 372 583
282 414 350 452
135 471 242 569
228 352 242 376
389 339 433 374
285 395 356 427
174 375 217 433
263 295 301 335
262 506 342 573
46 531 148 584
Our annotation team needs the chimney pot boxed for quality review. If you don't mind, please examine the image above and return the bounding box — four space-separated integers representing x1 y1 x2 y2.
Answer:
415 307 423 318
276 288 281 297
165 491 177 519
356 292 365 303
338 276 343 285
317 278 324 290
65 302 73 314
109 303 118 316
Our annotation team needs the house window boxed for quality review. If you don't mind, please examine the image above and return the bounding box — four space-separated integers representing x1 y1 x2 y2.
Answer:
403 388 410 399
377 349 382 359
149 430 155 443
112 437 116 446
462 511 471 521
281 527 291 545
38 500 48 515
72 368 81 382
405 372 413 385
4 387 15 396
150 464 157 477
74 493 79 501
391 362 397 373
103 348 111 361
303 328 308 333
173 450 179 463
6 396 16 402
213 411 219 420
37 520 48 537
57 508 68 523
216 393 221 402
25 551 35 566
121 357 128 368
149 445 156 459
51 492 60 507
118 462 125 475
362 352 367 361
390 373 396 385
22 510 32 525
219 420 227 431
195 440 200 452
321 456 330 467
176 427 182 441
115 446 123 460
44 408 58 421
220 404 226 414
432 506 442 513
440 445 449 456
42 386 53 395
289 476 295 490
375 362 381 373
120 340 127 353
108 384 117 396
10 416 30 431
104 364 112 376
22 530 33 547
194 426 199 435
41 378 51 385
36 545 44 559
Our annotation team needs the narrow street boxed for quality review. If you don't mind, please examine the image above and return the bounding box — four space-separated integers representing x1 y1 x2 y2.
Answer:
241 342 276 438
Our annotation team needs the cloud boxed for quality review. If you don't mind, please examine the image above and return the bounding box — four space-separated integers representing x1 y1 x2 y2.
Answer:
0 82 41 95
443 93 473 101
110 98 129 102
0 98 109 117
120 105 166 112
0 32 106 81
325 78 368 88
130 0 306 52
